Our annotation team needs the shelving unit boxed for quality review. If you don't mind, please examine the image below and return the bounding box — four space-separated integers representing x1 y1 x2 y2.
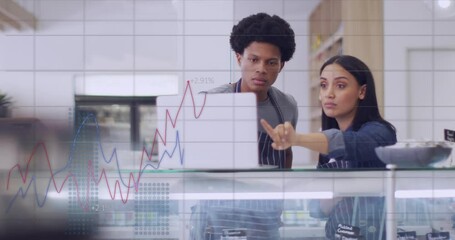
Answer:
0 0 36 30
309 0 341 134
308 0 384 132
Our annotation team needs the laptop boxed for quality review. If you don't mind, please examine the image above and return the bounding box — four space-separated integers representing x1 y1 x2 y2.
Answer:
155 92 264 170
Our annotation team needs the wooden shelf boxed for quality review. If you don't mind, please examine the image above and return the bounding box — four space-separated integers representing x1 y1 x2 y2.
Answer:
310 24 344 59
0 117 40 125
307 0 384 163
0 0 36 30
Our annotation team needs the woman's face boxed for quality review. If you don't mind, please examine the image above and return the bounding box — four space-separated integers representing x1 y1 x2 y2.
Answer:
319 63 366 126
236 41 283 101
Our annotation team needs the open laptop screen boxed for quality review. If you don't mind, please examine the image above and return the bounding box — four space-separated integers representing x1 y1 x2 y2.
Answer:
155 92 260 169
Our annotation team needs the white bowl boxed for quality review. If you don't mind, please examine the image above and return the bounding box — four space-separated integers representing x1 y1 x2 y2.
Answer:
375 144 452 167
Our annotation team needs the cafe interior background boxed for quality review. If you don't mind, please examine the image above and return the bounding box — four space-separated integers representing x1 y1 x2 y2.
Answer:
1 0 455 239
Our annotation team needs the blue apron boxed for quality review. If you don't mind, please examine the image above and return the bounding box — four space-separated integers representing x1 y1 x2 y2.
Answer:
234 79 287 168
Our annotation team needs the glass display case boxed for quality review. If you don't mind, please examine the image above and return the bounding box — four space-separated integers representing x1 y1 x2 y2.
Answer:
1 167 455 239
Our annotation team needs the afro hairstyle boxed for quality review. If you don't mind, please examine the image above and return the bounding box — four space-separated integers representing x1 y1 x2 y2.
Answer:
230 12 296 62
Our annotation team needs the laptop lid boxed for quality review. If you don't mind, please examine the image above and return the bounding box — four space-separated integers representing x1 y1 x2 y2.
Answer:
155 92 260 169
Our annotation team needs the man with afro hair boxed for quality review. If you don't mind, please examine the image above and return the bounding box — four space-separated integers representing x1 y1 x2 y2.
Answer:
192 13 298 240
205 12 298 169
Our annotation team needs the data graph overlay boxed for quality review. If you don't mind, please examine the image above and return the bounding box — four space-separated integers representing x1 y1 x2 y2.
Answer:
1 81 218 239
134 182 170 237
156 92 259 169
66 111 99 237
0 81 266 240
3 81 204 212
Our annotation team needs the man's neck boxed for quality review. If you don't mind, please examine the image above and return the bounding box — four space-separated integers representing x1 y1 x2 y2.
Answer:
256 91 269 102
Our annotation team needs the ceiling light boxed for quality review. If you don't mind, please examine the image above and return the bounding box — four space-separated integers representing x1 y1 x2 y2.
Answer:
424 0 455 18
438 0 452 8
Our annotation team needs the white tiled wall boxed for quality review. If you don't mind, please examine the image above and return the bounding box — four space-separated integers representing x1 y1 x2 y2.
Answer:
384 0 455 142
85 0 134 20
7 2 452 166
35 36 84 70
135 0 184 20
234 0 284 20
185 0 233 20
85 36 135 70
0 0 316 166
0 36 34 70
35 0 84 20
135 35 184 70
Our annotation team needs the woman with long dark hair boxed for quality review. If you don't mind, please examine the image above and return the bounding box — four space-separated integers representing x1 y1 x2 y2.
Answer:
261 55 397 239
261 54 396 168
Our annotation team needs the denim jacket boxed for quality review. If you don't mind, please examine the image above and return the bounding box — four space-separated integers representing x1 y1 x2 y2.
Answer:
318 121 397 169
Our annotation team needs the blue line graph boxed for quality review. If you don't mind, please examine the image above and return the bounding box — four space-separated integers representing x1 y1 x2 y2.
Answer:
5 81 206 213
6 114 185 213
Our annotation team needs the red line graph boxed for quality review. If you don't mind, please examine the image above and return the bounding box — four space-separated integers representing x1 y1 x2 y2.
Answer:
5 80 207 211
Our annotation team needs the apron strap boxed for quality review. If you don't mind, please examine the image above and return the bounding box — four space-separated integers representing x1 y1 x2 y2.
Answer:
235 79 287 168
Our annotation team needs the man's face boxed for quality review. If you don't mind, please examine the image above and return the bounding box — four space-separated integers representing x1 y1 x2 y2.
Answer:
236 42 283 101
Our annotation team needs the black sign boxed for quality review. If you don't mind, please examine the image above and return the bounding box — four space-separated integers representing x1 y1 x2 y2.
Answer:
222 228 247 237
398 231 417 240
426 231 450 240
334 223 362 240
444 129 455 142
335 233 363 240
337 223 361 236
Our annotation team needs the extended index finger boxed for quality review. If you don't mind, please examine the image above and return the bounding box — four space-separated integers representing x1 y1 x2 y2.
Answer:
260 119 277 138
